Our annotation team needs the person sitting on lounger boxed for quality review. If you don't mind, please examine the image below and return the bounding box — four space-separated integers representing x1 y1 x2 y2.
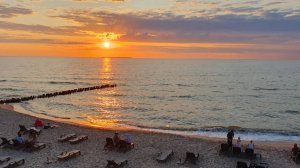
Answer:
125 134 132 144
245 140 255 156
25 130 37 148
113 132 120 147
291 144 300 160
235 137 241 148
15 132 25 145
247 140 254 150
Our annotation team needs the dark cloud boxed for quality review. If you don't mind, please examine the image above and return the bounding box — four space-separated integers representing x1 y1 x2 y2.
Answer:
0 35 91 45
1 8 300 44
0 4 32 18
0 20 78 35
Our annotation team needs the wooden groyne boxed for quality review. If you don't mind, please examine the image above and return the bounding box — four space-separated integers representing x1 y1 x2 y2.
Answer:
0 84 117 104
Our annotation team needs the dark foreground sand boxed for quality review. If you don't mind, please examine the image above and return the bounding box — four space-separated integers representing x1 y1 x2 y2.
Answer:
0 105 298 168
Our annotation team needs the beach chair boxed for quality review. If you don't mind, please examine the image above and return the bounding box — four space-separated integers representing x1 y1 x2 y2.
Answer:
104 138 114 150
185 152 199 164
245 148 261 159
219 143 230 155
0 156 10 164
1 158 25 168
4 140 25 150
249 161 269 168
57 150 81 161
156 150 174 162
233 147 242 155
236 161 248 168
0 138 11 147
24 142 46 152
57 134 76 142
118 140 133 153
178 152 199 165
296 152 300 164
106 159 128 168
69 135 88 144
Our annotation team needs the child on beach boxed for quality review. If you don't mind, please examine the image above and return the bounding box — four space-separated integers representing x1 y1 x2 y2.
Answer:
235 137 241 148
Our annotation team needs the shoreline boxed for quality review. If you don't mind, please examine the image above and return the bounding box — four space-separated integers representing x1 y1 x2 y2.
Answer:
1 104 299 148
0 104 298 168
10 104 300 143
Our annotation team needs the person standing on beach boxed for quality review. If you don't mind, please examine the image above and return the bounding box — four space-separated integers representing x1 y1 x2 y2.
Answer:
291 144 300 160
227 129 234 147
113 132 120 147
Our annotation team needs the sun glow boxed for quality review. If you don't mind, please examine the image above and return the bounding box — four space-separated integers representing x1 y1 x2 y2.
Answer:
103 41 111 49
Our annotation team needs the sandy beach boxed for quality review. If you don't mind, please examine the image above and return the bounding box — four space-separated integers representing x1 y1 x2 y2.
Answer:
0 105 298 168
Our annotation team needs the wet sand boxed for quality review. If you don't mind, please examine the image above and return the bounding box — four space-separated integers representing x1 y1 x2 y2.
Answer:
0 105 298 168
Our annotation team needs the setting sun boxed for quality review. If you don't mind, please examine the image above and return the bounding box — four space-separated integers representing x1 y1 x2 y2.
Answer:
103 41 111 49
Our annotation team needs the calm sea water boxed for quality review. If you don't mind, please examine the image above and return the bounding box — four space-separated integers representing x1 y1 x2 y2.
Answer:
0 57 300 141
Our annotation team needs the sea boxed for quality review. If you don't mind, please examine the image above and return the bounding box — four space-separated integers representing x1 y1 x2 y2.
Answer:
0 56 300 141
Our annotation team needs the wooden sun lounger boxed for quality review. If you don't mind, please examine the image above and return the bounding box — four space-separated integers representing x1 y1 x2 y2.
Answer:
156 150 174 162
0 158 25 168
57 134 76 142
69 135 88 144
3 140 25 150
104 138 114 150
177 152 199 165
0 157 10 164
24 143 46 152
57 150 81 161
237 160 269 168
106 159 128 168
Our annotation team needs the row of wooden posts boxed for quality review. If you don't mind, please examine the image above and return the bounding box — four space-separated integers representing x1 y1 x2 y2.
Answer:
0 84 117 104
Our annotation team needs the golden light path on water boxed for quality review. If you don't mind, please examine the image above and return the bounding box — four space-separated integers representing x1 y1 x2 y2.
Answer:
83 58 123 128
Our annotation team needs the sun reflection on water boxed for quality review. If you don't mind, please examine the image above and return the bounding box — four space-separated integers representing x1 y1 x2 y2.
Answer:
84 58 123 128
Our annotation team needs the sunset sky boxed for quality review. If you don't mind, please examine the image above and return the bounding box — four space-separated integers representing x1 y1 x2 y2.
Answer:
1 0 300 59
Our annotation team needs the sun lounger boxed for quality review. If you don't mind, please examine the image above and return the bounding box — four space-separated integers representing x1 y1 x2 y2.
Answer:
3 140 25 150
233 147 242 155
117 140 134 153
177 152 199 165
24 143 46 152
236 160 269 168
0 157 10 164
69 135 88 144
106 159 128 168
296 152 300 164
237 161 249 168
0 138 11 147
57 134 76 142
1 158 25 168
249 161 269 168
57 150 81 161
104 138 114 150
156 150 174 162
